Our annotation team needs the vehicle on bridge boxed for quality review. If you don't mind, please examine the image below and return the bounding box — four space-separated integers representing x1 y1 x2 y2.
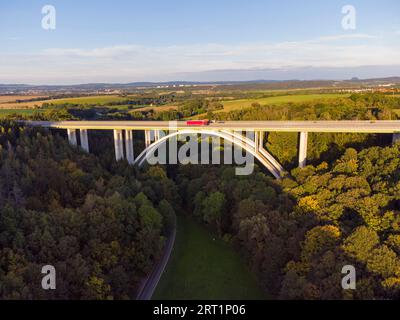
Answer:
186 120 210 126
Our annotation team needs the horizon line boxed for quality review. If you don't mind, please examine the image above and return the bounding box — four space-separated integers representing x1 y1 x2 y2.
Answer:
1 76 400 87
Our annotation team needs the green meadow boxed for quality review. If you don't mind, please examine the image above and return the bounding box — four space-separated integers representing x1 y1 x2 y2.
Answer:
47 95 128 105
153 215 267 300
218 93 350 112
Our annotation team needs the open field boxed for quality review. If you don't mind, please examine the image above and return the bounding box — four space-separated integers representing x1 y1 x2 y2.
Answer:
218 93 350 113
131 105 178 112
45 95 128 105
153 215 267 300
0 95 47 109
1 92 398 116
135 93 350 116
0 95 128 109
0 109 42 117
0 95 46 104
0 101 44 109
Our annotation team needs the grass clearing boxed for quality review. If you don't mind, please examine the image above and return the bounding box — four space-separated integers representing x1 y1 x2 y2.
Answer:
153 215 267 300
218 93 350 113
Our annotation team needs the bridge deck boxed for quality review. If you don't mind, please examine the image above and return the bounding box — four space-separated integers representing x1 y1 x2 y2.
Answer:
23 120 400 133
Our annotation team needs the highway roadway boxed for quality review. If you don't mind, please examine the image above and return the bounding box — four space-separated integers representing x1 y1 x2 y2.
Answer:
24 120 400 133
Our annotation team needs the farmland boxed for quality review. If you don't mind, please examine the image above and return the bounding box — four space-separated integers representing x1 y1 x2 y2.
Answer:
0 95 46 104
218 93 350 113
1 91 398 121
132 105 178 112
0 95 130 109
45 95 129 105
0 109 41 117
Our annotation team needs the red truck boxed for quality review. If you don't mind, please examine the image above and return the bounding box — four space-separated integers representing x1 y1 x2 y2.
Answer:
186 119 210 126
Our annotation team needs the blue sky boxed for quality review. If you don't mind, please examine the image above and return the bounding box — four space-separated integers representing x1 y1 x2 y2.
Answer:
0 0 399 84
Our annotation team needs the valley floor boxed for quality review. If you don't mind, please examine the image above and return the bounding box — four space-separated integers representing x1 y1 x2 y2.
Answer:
153 215 267 300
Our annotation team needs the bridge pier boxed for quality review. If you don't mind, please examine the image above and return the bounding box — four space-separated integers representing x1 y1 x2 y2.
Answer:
80 129 89 152
254 130 259 153
393 133 400 145
252 131 264 153
144 130 151 147
67 129 77 146
125 130 134 164
154 130 161 141
299 131 308 168
113 129 124 161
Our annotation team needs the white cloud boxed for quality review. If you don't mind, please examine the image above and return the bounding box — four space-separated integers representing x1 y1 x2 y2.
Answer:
314 33 378 42
0 34 399 84
43 45 144 58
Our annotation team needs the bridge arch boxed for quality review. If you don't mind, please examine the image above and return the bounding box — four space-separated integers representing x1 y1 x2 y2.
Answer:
133 129 285 179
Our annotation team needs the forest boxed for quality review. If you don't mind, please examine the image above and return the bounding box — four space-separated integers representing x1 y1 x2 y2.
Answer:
176 143 400 299
0 122 177 299
0 93 399 299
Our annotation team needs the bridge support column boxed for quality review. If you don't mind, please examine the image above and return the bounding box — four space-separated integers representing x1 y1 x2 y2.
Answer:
80 129 89 153
253 131 264 154
125 130 134 165
113 129 124 161
393 133 400 145
145 130 151 147
299 132 308 168
67 129 77 146
154 130 160 141
254 131 259 153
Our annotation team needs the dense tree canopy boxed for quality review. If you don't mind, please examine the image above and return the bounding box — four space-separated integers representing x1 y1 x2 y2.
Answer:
0 121 178 299
173 141 400 299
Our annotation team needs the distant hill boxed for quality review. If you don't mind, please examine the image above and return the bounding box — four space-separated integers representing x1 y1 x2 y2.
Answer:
0 77 399 94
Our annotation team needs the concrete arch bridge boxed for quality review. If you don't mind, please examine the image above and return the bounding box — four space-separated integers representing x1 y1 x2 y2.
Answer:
24 120 400 179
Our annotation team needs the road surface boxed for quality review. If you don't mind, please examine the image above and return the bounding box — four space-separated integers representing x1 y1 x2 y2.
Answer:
136 226 176 300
